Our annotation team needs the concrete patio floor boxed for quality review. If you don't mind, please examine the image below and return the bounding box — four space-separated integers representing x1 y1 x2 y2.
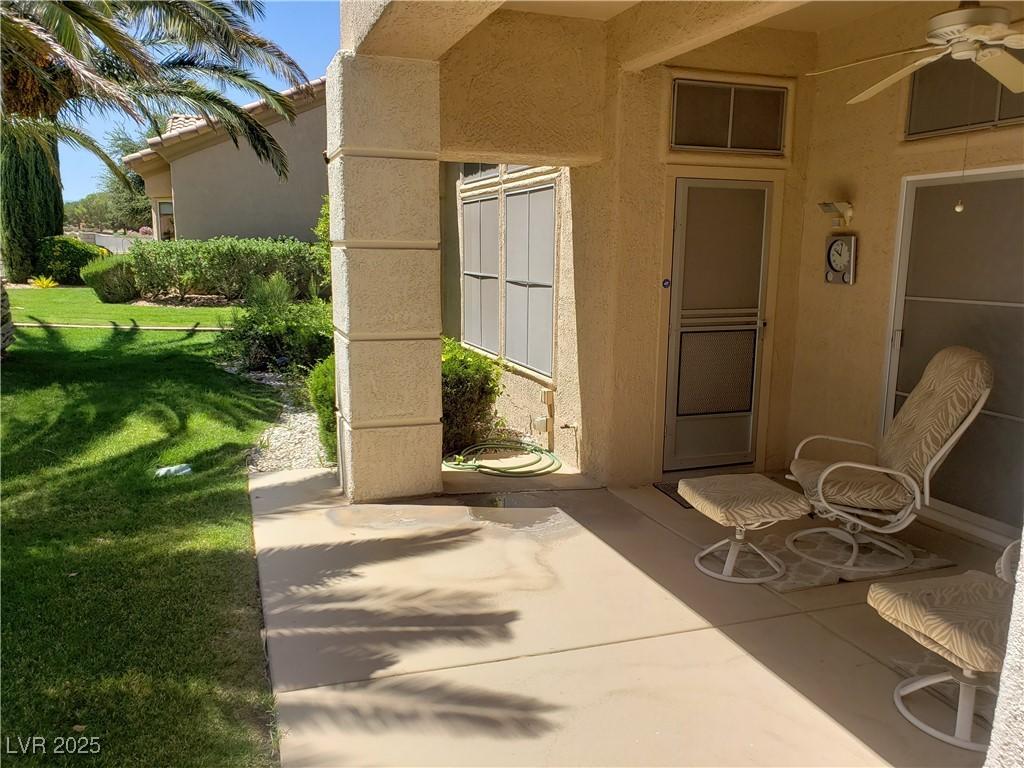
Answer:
249 469 1000 767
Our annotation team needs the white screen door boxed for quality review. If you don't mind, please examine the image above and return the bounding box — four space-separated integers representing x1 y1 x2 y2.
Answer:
664 178 771 471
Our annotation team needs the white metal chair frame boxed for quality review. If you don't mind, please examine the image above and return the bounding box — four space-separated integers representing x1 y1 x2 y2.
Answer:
889 540 1018 752
785 389 991 573
694 519 786 584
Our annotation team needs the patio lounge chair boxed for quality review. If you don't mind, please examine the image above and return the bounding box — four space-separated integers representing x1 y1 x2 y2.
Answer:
785 347 993 573
867 540 1018 751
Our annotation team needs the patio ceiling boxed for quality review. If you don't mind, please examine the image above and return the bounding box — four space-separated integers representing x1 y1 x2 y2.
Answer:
501 0 638 21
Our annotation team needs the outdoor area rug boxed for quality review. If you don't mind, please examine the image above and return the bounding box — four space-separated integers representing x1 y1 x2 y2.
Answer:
653 482 954 593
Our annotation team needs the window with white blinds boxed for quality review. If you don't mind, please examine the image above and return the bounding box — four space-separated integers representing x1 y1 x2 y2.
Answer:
505 187 555 375
459 172 557 378
462 197 499 353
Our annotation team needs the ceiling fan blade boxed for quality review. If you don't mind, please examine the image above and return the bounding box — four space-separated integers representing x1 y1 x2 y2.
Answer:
976 47 1024 92
805 45 941 76
847 48 951 104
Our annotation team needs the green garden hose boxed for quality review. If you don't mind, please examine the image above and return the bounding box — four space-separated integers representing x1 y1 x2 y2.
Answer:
443 440 562 477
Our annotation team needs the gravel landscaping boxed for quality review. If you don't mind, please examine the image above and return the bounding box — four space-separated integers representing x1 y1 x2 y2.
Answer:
230 368 334 472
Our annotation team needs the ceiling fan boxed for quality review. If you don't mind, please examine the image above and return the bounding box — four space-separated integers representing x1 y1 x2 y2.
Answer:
807 2 1024 104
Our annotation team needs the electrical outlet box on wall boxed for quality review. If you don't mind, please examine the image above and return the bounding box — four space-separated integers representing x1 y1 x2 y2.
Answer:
531 415 553 433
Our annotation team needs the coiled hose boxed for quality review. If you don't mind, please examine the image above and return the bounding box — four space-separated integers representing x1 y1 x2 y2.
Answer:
442 440 562 477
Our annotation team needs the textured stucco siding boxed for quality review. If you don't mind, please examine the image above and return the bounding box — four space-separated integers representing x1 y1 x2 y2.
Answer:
169 104 327 241
440 11 606 165
785 1 1024 464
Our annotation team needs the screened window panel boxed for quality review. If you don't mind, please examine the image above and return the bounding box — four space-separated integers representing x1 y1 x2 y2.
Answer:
463 201 481 272
507 164 532 172
895 395 1022 527
677 330 756 416
462 163 498 180
998 84 1024 120
681 187 765 311
158 202 173 215
528 187 555 283
480 198 499 276
906 179 1024 304
907 57 1001 135
898 300 1023 418
463 276 481 347
673 82 731 148
730 87 785 151
505 282 529 365
479 276 499 353
506 191 530 282
527 286 553 375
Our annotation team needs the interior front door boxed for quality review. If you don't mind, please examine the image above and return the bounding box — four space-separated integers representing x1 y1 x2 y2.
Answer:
664 178 771 471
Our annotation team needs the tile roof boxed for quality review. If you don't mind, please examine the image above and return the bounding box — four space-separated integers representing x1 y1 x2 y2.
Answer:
123 76 326 168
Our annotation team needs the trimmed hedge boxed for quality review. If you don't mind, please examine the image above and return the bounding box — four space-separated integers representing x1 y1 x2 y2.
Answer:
81 254 138 303
129 236 323 300
441 337 503 455
37 236 106 285
307 354 337 459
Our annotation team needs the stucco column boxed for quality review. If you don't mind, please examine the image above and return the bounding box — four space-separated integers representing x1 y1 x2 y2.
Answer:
326 51 442 501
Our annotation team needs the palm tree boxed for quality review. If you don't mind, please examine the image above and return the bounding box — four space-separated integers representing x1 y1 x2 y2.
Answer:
1 0 308 281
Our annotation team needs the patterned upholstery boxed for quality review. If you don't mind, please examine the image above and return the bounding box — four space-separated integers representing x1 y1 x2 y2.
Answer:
878 347 994 486
678 474 811 528
790 458 912 511
868 571 1014 673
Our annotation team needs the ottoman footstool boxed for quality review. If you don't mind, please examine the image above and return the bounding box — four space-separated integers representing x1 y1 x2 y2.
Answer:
867 549 1017 752
677 474 811 584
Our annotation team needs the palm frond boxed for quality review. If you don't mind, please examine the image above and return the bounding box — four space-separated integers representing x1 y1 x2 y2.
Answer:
158 53 296 119
1 114 128 186
129 78 289 177
0 7 140 115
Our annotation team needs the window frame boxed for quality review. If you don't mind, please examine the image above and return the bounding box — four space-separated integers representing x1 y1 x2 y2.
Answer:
503 184 556 377
670 77 788 155
460 193 500 355
457 165 559 382
904 58 1024 140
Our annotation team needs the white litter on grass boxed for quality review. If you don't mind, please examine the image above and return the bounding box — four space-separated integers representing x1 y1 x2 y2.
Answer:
155 464 192 477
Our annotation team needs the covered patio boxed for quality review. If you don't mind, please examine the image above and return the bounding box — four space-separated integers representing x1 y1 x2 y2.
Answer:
317 0 1023 764
251 468 1001 766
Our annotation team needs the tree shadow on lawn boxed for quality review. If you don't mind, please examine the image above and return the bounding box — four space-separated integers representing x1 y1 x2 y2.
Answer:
1 327 281 766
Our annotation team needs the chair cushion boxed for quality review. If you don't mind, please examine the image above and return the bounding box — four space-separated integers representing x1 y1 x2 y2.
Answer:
868 571 1014 673
878 347 993 486
790 458 913 512
677 473 810 528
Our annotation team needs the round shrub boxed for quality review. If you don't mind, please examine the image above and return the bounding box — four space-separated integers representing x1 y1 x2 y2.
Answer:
81 254 138 303
441 337 503 455
36 236 106 285
307 354 337 459
221 273 332 371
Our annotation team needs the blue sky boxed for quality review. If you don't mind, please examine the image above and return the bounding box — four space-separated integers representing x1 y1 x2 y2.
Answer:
60 0 340 201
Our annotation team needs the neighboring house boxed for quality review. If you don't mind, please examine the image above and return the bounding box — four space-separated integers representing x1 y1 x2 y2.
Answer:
123 77 327 241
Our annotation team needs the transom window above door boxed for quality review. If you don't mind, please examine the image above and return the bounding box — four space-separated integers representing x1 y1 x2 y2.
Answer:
671 78 787 154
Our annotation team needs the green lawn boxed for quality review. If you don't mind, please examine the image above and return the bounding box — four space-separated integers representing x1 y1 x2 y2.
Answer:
8 286 234 328
1 327 280 767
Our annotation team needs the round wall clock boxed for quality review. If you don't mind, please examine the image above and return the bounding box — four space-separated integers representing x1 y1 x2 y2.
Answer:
825 234 857 285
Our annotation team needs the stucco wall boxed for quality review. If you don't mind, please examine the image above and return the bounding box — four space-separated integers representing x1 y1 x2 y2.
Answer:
169 103 327 241
439 10 606 165
786 1 1024 463
430 2 1024 488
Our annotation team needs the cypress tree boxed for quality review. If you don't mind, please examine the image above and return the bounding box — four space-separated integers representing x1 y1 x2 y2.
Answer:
0 134 63 282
